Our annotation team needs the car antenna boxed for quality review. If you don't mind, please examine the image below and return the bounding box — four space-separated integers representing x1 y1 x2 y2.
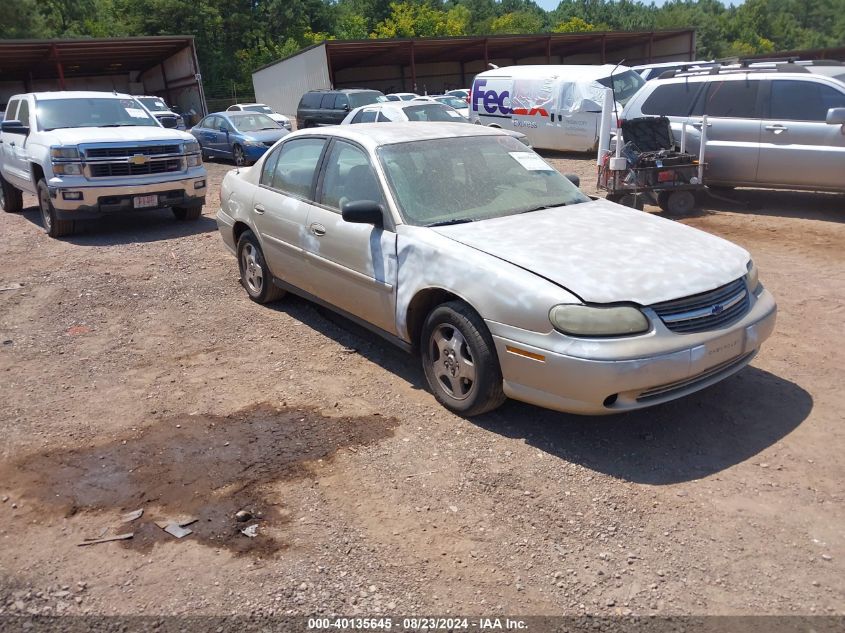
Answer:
609 58 625 131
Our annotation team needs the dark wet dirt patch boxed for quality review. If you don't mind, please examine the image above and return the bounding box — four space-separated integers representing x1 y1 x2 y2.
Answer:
1 404 396 556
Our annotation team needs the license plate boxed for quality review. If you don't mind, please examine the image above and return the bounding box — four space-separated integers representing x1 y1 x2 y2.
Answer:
133 194 159 209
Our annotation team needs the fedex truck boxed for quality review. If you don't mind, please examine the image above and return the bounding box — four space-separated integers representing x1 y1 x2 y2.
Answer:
469 64 645 152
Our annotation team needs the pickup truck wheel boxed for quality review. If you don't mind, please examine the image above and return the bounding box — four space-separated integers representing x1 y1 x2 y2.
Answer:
172 205 202 221
421 301 506 417
237 230 285 304
37 179 74 238
0 175 23 213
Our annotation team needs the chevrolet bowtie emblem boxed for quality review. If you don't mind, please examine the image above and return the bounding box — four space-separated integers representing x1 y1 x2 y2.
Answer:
129 154 148 166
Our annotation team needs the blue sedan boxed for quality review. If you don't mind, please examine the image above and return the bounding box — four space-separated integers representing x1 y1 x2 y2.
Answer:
190 112 289 165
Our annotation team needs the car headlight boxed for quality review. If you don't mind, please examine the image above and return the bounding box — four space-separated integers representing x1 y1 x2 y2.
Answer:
184 140 200 154
745 260 760 292
50 146 80 160
52 163 83 175
186 154 202 167
549 304 650 337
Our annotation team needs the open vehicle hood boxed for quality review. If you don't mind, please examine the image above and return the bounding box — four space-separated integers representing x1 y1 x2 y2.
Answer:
46 127 193 145
432 198 750 306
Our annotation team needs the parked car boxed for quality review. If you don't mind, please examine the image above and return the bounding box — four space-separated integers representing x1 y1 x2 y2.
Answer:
469 64 645 151
215 123 776 416
296 89 387 128
134 95 187 130
445 88 470 101
341 102 531 146
622 64 845 191
0 91 206 238
190 111 289 165
385 93 419 101
416 95 470 118
226 103 292 130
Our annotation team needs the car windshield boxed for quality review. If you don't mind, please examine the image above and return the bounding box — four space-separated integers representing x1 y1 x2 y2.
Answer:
597 69 646 106
230 113 280 132
245 105 274 114
435 96 467 109
378 135 589 227
36 97 159 130
349 92 388 108
137 97 169 112
403 104 465 122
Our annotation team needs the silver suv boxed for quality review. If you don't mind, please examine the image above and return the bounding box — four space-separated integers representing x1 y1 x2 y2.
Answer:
622 62 845 192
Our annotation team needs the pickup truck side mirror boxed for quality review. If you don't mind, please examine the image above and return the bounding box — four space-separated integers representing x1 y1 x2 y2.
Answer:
1 120 29 135
826 107 845 126
341 200 383 226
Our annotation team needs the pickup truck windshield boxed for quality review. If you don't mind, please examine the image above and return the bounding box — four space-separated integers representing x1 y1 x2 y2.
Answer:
137 97 169 112
37 98 159 131
378 135 589 227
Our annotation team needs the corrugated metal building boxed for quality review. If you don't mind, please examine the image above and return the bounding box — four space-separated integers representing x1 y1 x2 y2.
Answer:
253 29 696 118
0 37 207 119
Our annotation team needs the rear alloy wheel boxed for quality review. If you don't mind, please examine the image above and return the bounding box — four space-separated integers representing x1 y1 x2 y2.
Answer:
37 179 74 238
172 205 202 221
0 174 23 213
236 230 285 304
233 144 246 166
658 190 696 216
421 301 506 416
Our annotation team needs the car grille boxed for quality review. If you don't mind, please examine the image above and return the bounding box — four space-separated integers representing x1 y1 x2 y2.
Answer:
636 351 755 403
84 145 181 158
651 278 749 334
156 115 180 127
89 158 183 178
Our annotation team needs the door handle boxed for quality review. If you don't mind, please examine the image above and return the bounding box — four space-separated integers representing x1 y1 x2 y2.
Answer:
310 222 326 237
253 204 266 215
764 124 788 134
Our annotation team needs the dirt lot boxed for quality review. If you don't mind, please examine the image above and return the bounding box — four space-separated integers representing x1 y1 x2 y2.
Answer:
0 155 843 620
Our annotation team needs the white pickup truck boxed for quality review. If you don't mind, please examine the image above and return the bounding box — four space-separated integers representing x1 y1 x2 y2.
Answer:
0 91 207 237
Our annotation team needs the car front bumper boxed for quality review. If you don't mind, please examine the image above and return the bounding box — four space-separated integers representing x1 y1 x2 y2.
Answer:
47 173 207 219
490 288 777 415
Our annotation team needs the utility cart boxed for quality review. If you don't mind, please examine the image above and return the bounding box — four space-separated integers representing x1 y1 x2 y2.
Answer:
597 115 708 215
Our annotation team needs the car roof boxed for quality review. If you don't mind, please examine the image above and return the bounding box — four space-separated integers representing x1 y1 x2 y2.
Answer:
356 101 455 113
477 64 627 80
28 90 136 100
289 121 505 149
233 102 267 107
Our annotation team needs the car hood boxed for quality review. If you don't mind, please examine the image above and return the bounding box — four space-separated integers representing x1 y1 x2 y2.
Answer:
267 113 289 123
431 199 750 305
241 129 288 142
46 126 193 145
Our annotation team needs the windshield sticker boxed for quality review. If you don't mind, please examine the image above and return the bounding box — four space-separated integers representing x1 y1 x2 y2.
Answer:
125 108 149 118
446 110 461 117
509 152 553 171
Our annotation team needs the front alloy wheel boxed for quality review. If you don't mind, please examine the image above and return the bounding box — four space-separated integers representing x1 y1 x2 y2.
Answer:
236 230 284 304
421 301 506 416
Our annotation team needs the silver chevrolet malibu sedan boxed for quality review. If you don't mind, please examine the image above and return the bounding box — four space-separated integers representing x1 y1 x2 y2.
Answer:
216 123 777 416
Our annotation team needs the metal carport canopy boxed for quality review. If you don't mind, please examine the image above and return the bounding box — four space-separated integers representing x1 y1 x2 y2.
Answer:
0 36 196 86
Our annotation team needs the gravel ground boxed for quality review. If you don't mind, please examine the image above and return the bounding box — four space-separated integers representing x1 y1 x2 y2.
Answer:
0 154 843 621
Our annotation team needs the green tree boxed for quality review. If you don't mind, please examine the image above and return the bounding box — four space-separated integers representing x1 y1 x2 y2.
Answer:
552 16 596 32
488 11 544 34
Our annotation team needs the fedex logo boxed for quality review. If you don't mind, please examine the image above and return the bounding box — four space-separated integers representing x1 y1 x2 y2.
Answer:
472 79 549 117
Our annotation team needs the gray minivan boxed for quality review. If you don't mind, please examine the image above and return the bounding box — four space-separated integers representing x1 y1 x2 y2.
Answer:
622 68 845 191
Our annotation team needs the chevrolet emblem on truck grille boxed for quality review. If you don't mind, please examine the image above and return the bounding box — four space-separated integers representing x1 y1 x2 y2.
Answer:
129 154 149 166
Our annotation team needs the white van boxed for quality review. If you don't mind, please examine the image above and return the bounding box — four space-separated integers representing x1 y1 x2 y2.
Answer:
469 64 645 151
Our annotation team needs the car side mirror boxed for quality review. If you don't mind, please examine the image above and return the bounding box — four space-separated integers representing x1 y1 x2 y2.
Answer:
1 120 29 135
564 173 580 188
343 104 351 112
341 200 384 226
826 107 845 126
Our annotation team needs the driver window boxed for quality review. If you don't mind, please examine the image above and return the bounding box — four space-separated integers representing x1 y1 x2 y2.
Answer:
320 141 385 212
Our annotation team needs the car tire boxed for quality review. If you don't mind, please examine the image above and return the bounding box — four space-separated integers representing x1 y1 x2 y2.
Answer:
0 174 23 213
172 205 202 221
36 179 74 238
233 144 246 166
200 145 211 162
658 190 696 216
421 301 506 417
236 230 285 304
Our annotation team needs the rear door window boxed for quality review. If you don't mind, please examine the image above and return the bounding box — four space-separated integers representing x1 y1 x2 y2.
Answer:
334 94 349 110
320 93 336 109
640 82 704 117
269 137 327 199
702 80 761 118
770 80 845 121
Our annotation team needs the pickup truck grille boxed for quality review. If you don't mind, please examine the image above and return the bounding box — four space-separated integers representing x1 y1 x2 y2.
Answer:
89 158 183 178
84 145 181 158
651 278 749 334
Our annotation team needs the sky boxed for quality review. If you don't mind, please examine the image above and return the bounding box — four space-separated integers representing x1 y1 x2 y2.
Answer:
534 0 743 10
